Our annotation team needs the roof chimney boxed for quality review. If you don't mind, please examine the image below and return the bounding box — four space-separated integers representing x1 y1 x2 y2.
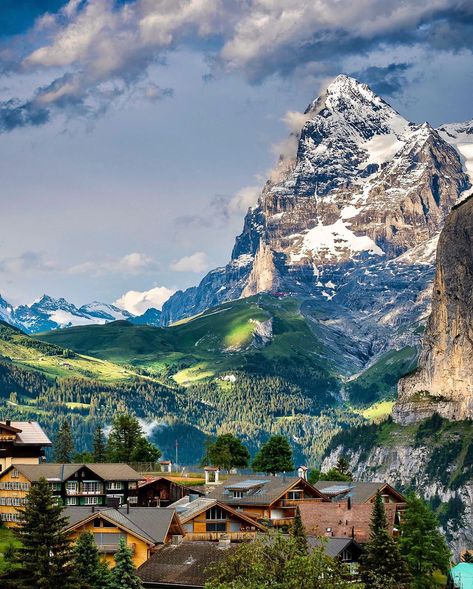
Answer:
172 535 183 546
127 501 130 514
6 420 10 426
347 497 352 510
218 537 231 549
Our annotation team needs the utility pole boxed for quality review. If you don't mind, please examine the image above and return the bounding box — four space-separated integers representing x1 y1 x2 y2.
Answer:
175 439 179 470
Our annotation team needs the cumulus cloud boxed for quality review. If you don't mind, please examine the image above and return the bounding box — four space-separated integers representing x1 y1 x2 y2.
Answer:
68 252 156 275
0 0 472 131
114 286 175 314
170 251 209 272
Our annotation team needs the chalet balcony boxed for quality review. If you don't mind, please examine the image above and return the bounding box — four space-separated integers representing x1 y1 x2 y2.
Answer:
280 498 325 507
269 517 294 527
97 543 135 554
183 532 258 542
66 485 105 496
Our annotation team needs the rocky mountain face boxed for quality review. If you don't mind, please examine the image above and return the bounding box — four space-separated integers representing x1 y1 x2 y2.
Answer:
394 195 473 424
162 75 470 372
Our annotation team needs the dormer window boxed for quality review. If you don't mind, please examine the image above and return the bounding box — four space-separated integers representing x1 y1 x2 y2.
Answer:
232 491 244 498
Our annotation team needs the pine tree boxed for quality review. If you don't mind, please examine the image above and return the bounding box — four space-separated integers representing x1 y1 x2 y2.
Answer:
252 435 295 474
107 414 144 463
399 494 451 588
290 507 308 555
14 477 74 589
359 490 411 589
92 426 107 463
73 531 111 588
109 537 143 589
53 419 75 463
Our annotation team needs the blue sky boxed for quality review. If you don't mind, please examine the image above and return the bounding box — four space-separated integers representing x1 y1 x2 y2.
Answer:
1 0 472 312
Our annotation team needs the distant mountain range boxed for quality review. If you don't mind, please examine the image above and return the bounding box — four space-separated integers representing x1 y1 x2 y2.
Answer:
0 294 162 333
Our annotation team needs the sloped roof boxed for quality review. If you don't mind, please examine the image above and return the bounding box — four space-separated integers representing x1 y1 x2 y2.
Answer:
5 463 141 482
307 536 363 559
137 541 238 587
64 506 179 545
299 501 398 544
0 421 51 446
314 481 405 504
170 496 266 531
207 475 326 506
138 476 205 495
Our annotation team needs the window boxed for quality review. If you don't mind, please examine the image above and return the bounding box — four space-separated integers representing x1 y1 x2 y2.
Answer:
288 491 301 500
1 513 21 522
83 481 102 494
65 497 78 506
232 491 244 498
206 522 226 532
207 506 226 521
49 483 61 491
0 497 26 506
66 481 78 495
107 482 124 491
11 469 19 478
84 496 101 505
0 482 29 491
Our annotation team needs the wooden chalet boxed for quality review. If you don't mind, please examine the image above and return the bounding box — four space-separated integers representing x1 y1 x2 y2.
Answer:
64 506 184 568
130 476 204 507
0 463 142 524
0 420 51 472
314 480 407 506
170 495 266 541
206 474 328 527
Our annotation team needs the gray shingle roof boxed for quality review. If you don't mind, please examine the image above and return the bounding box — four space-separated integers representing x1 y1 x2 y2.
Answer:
0 421 51 446
314 481 405 504
307 536 363 558
137 541 238 587
206 474 325 506
64 506 176 544
11 463 142 483
169 497 217 524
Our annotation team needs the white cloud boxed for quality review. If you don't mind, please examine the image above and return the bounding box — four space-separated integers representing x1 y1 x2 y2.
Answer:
68 252 155 275
228 185 260 214
114 286 175 314
170 251 209 272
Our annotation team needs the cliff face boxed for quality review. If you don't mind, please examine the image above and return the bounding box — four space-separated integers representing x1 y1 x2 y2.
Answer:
394 196 473 424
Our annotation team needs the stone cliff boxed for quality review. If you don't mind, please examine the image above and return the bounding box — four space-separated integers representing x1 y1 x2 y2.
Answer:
394 195 473 423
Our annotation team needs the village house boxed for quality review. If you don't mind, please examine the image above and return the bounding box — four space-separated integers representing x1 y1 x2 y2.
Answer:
0 420 51 472
170 495 266 541
206 474 328 527
137 539 238 589
130 476 205 507
0 463 142 524
313 480 407 507
299 500 400 544
64 506 184 568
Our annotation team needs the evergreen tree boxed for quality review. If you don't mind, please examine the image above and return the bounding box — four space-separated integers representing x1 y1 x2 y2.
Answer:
92 426 107 463
399 494 451 588
130 436 162 462
463 552 473 563
14 477 74 589
359 490 411 589
107 413 161 464
53 419 75 463
252 435 295 474
290 507 308 556
203 434 250 472
109 537 143 589
73 531 111 589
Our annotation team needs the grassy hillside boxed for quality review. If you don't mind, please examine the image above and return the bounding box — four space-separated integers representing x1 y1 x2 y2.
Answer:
38 295 335 389
345 346 418 406
0 320 150 384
